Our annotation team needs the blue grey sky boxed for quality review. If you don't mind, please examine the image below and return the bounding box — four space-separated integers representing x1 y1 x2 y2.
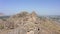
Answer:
0 0 60 15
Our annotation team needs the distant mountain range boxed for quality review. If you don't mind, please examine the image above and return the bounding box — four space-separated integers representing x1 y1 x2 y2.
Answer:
0 13 4 16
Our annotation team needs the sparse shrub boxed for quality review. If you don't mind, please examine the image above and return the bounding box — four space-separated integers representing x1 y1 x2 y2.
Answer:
0 25 4 30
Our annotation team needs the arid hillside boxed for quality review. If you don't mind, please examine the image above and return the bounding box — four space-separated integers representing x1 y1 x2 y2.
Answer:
0 11 60 34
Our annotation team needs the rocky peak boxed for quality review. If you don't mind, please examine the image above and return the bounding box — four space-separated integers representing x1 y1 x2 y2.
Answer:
30 11 37 17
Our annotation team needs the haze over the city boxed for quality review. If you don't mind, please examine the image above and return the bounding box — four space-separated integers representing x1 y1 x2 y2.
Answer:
0 0 60 15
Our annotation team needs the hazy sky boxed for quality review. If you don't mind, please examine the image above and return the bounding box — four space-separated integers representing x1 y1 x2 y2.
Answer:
0 0 60 15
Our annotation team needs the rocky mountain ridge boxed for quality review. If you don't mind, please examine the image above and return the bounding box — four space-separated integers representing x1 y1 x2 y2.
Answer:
0 11 60 34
